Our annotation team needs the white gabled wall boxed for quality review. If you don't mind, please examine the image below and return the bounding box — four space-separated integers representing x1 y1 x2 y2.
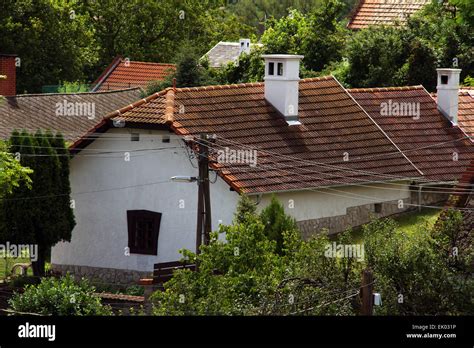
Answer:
51 128 239 272
52 128 412 273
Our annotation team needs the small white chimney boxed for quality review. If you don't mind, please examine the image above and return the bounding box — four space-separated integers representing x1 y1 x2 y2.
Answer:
262 54 304 126
239 39 251 55
436 68 461 125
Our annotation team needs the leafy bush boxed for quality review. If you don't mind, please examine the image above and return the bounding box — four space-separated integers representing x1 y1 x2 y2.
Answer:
151 195 472 316
151 196 362 316
364 218 473 315
8 274 113 315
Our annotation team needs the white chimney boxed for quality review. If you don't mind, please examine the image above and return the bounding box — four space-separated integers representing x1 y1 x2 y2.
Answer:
239 39 251 55
436 68 461 125
262 54 304 126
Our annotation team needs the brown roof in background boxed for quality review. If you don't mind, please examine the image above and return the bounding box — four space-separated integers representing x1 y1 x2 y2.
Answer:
347 0 430 29
95 76 423 194
0 88 142 142
91 56 175 92
349 86 474 182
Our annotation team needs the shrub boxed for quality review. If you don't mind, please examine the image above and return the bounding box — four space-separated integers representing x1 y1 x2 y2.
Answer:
364 218 473 315
8 274 113 315
151 196 362 316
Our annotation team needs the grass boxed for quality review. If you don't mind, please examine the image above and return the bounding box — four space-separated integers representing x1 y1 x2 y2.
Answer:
393 207 440 236
347 208 441 245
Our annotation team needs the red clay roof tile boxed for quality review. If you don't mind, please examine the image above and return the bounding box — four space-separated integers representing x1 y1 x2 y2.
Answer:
349 86 474 183
92 57 175 92
101 77 424 194
347 0 431 29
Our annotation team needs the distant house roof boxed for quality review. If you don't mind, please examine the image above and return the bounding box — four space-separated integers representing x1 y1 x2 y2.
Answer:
73 76 425 194
349 86 474 183
91 56 175 92
203 41 263 68
0 88 141 142
347 0 431 29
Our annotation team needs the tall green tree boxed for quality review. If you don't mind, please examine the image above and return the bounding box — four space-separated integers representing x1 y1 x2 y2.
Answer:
302 0 347 71
0 0 97 93
2 130 75 276
260 195 298 255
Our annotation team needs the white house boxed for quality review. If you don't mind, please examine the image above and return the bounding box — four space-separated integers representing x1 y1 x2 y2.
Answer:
49 55 473 284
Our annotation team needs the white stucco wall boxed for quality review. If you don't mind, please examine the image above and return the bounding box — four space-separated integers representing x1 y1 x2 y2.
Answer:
51 128 411 273
256 183 411 220
51 128 239 272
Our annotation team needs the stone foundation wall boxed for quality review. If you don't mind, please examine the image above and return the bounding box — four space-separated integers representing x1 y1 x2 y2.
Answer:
410 186 451 207
297 198 412 238
52 264 151 286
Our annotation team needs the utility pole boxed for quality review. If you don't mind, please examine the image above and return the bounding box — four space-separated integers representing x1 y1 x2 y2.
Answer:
195 134 213 254
360 268 374 315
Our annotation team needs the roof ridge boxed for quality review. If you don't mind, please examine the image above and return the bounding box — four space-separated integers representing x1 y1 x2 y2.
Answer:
348 85 424 93
120 60 175 66
8 87 141 98
174 76 335 93
176 82 264 92
164 89 175 125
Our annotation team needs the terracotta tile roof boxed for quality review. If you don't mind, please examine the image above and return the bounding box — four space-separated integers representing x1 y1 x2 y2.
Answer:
347 0 431 29
91 56 175 92
0 88 142 142
349 86 474 183
458 89 474 138
203 42 263 68
94 76 424 194
430 89 474 139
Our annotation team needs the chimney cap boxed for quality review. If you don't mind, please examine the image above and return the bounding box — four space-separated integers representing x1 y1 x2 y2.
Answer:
262 54 304 60
436 68 462 73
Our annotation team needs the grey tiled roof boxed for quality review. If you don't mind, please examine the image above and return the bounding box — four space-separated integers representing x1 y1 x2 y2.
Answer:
0 88 142 142
203 42 262 68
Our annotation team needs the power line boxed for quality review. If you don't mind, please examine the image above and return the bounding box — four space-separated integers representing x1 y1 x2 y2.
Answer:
195 138 474 197
194 139 474 211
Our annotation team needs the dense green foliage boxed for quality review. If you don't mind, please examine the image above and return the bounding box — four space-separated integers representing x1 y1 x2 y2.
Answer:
1 0 472 92
143 46 218 96
0 141 32 197
9 274 113 315
151 209 361 315
151 195 473 316
260 196 298 254
0 130 75 276
364 215 473 315
341 1 474 89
